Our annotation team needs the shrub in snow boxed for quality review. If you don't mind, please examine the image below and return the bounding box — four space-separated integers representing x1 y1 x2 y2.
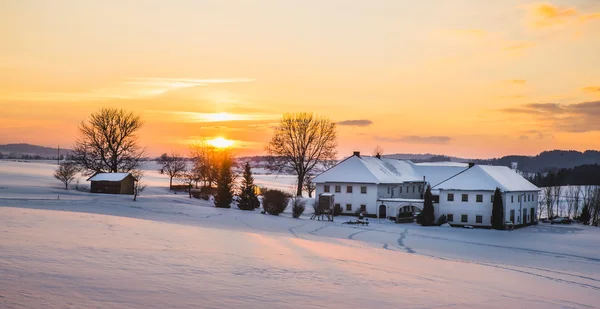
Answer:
440 223 451 228
491 188 505 230
580 204 591 225
291 197 306 218
436 214 447 226
262 189 289 215
420 185 435 226
398 212 413 219
237 162 260 211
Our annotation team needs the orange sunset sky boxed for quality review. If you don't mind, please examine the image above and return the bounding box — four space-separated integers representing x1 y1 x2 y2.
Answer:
1 0 600 158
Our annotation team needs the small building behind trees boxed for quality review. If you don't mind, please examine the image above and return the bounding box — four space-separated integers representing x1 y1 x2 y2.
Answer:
87 173 137 195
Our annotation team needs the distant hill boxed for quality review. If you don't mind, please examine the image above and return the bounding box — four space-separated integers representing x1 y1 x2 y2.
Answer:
385 150 600 173
0 143 72 158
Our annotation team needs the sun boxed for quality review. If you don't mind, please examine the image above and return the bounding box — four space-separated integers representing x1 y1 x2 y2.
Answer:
207 137 234 148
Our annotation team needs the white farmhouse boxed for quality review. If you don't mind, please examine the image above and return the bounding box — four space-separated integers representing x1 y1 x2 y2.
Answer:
432 165 540 227
312 152 540 228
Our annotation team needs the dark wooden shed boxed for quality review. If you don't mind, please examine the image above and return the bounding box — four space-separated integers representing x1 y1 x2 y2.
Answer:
87 173 137 195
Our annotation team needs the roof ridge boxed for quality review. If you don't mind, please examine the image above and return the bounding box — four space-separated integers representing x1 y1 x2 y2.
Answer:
431 164 474 188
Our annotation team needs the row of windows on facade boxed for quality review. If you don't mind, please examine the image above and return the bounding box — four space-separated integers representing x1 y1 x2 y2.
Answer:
446 193 537 203
387 185 421 195
446 209 531 224
324 185 368 194
334 203 367 212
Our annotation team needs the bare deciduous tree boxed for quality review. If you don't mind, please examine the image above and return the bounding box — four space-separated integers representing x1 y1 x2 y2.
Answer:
73 108 145 175
54 162 79 189
373 145 384 157
132 171 146 201
303 174 316 198
553 185 562 217
157 153 187 189
565 187 575 218
573 186 582 218
189 140 220 187
266 113 337 196
542 186 554 219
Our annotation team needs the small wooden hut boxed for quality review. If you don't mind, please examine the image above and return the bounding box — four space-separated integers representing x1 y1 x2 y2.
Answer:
87 173 137 195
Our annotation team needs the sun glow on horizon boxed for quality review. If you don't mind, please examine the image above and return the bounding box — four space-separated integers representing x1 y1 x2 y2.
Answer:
207 137 235 149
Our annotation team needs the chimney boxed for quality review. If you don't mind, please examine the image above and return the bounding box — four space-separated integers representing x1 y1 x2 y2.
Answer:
353 151 361 157
468 162 475 168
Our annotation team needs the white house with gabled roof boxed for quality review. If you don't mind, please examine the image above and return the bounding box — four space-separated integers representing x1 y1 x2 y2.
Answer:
312 151 540 228
432 165 540 227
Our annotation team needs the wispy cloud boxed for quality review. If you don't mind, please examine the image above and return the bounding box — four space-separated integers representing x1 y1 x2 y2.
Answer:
377 135 451 145
151 111 279 123
525 3 600 29
582 86 600 93
337 119 373 127
500 100 600 132
2 77 254 101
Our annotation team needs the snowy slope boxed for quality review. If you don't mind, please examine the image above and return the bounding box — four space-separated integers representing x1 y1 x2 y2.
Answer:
1 160 599 308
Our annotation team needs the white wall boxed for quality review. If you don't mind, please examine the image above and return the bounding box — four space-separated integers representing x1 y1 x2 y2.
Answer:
315 183 378 214
436 190 539 227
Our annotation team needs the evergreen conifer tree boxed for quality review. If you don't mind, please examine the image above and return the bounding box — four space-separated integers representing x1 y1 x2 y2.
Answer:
491 188 505 230
580 204 591 225
214 155 234 208
237 162 260 210
421 185 435 226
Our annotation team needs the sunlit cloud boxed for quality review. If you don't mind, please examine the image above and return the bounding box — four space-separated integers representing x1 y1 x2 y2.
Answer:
158 111 279 123
582 86 600 93
377 136 452 145
1 77 254 101
525 3 600 29
337 119 373 127
500 101 600 132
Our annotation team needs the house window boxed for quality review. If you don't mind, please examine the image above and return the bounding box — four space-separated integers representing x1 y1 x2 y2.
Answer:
335 185 341 193
399 186 403 193
347 186 353 193
361 186 367 194
387 187 390 194
476 195 483 203
335 203 340 210
324 185 330 193
418 185 422 192
447 214 454 222
360 205 366 211
511 195 514 203
462 194 468 202
476 215 483 223
518 195 521 202
412 186 415 193
346 204 352 211
461 214 468 223
448 193 454 201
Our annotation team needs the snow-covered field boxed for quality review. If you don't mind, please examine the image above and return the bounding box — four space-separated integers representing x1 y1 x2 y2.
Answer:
1 160 600 308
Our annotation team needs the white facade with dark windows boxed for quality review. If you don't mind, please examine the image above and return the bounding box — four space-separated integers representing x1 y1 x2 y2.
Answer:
312 152 541 228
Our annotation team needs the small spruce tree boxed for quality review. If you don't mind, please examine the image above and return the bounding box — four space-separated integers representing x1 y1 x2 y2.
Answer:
237 162 260 210
214 155 235 208
580 204 591 225
420 185 435 226
491 188 505 230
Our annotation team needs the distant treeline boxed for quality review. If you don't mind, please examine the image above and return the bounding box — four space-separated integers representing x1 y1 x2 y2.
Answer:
529 164 600 187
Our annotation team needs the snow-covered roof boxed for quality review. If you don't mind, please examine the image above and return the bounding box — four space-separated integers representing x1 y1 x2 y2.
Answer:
312 155 407 184
312 155 469 185
432 165 539 192
87 173 134 182
414 162 469 167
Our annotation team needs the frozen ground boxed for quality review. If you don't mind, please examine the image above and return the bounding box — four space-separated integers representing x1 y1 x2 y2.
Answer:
1 160 599 308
